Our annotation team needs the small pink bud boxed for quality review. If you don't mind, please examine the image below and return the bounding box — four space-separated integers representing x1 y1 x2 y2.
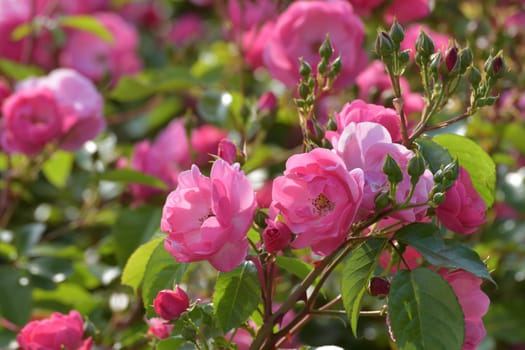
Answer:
147 318 174 339
218 138 238 164
445 45 459 72
153 286 190 321
257 92 277 112
369 277 390 296
263 219 292 253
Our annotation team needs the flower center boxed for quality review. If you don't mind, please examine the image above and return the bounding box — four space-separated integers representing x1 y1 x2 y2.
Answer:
311 193 335 216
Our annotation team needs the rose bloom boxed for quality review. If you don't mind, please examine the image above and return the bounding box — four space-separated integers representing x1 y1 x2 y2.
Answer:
1 87 63 155
440 270 489 350
59 12 141 83
436 167 486 234
263 0 367 89
17 310 92 350
161 159 257 272
401 24 451 59
16 68 105 151
227 0 278 37
333 122 433 222
190 124 229 166
326 99 402 144
383 0 432 24
153 286 190 321
146 318 174 339
271 148 364 255
356 61 424 116
167 13 204 46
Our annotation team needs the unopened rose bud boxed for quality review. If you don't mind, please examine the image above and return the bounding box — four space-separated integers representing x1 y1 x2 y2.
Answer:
369 277 390 297
319 34 334 60
415 30 435 59
218 138 238 164
443 160 459 182
389 20 404 47
263 219 292 253
383 154 403 185
374 191 391 212
408 153 426 185
459 47 473 73
398 50 410 65
153 286 190 321
432 192 446 205
298 82 310 99
375 31 394 58
492 55 505 78
469 67 482 87
328 55 342 80
299 58 312 79
445 45 459 73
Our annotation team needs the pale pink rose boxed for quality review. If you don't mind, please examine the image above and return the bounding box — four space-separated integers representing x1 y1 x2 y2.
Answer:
146 318 174 339
17 310 92 350
129 119 190 201
153 286 190 321
161 159 257 272
384 0 432 24
59 12 141 83
190 124 228 166
326 99 402 143
167 13 204 46
441 270 489 350
333 122 433 222
401 24 451 59
356 61 424 116
271 148 364 255
17 68 105 151
263 1 367 89
1 87 63 155
436 167 486 234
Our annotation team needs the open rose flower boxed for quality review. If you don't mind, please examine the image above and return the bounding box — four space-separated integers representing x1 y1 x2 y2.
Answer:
161 159 257 272
263 0 367 89
17 310 92 350
271 148 364 255
436 167 486 234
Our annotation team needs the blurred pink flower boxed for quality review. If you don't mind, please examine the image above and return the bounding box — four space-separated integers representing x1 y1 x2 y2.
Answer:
146 317 174 339
119 1 165 28
263 0 367 89
162 159 257 272
383 0 432 24
227 0 277 35
153 286 190 321
243 21 275 69
271 148 364 255
436 167 486 234
401 24 451 59
190 124 228 166
17 310 92 350
217 138 238 164
167 13 204 46
59 12 141 83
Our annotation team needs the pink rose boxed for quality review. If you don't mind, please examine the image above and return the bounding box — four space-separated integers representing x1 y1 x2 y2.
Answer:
326 99 402 144
227 0 277 36
17 310 92 350
257 92 277 112
356 61 424 116
161 159 257 272
271 148 364 255
1 87 63 155
263 1 367 89
59 12 141 83
153 286 190 321
167 13 204 46
53 0 108 14
383 0 432 24
217 138 238 164
17 68 105 151
436 167 486 234
129 119 191 202
243 21 275 69
441 270 489 350
190 124 228 166
146 318 174 339
347 0 385 14
333 122 433 222
401 24 451 59
262 218 292 253
119 1 165 28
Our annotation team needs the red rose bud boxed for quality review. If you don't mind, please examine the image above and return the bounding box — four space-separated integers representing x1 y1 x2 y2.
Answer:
492 55 505 78
263 219 292 253
153 286 190 321
369 277 390 297
445 45 459 73
218 138 238 164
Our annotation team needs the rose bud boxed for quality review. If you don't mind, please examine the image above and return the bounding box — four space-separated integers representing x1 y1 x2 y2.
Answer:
153 286 190 321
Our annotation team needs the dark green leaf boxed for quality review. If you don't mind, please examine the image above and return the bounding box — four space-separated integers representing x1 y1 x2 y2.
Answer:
98 169 168 190
196 91 232 125
414 137 453 173
213 261 260 332
14 223 46 256
59 15 113 42
275 256 313 279
388 268 464 350
42 151 74 188
112 206 162 266
0 266 32 325
484 302 525 344
156 338 188 350
121 237 164 293
341 238 388 335
0 59 44 80
33 283 99 314
433 134 496 207
395 223 494 283
27 257 74 281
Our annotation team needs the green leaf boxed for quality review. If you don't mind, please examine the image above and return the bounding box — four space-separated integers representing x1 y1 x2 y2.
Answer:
42 151 74 188
275 256 313 279
59 15 113 42
112 206 162 266
109 75 155 102
142 241 186 317
388 268 464 350
433 134 496 207
11 23 33 41
156 338 188 350
395 223 494 283
0 266 32 326
341 238 388 335
121 237 163 293
414 137 453 173
213 261 261 332
14 223 46 255
27 257 74 281
98 168 168 190
196 91 232 125
0 59 44 80
33 283 99 314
